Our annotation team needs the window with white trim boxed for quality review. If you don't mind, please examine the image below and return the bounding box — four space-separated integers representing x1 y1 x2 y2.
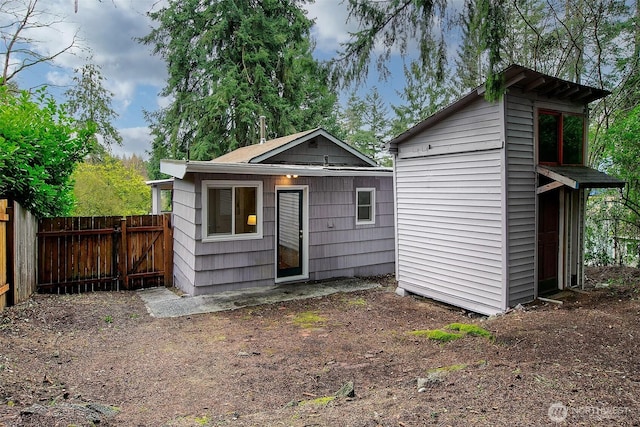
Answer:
356 188 375 225
202 180 263 241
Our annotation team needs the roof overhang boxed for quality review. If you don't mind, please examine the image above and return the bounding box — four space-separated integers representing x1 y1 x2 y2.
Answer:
160 159 392 180
537 165 624 193
145 178 174 190
388 64 611 150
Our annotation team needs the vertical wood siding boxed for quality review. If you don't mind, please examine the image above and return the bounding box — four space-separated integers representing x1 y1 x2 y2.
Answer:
505 94 537 305
171 173 394 296
11 201 38 304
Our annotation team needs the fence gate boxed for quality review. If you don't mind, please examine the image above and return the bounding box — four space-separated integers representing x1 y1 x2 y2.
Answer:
0 200 8 309
37 214 172 293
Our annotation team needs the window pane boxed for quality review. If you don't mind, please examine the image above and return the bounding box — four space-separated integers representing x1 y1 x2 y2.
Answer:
358 206 371 221
562 115 584 164
358 190 371 206
538 113 559 163
234 187 257 234
208 188 232 235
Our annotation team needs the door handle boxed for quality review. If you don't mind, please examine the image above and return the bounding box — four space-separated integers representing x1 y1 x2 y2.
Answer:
299 230 303 239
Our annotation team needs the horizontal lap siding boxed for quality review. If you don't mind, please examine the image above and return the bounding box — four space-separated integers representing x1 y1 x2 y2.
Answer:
506 95 536 306
309 176 395 280
396 150 504 315
395 97 505 315
398 99 502 158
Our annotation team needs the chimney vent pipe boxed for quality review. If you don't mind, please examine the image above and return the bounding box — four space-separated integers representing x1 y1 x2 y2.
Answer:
259 116 266 144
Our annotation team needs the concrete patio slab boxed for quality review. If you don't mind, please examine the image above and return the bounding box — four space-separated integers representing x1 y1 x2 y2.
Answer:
138 278 380 318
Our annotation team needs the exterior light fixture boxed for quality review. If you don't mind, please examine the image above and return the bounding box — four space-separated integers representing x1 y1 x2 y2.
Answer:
286 174 292 178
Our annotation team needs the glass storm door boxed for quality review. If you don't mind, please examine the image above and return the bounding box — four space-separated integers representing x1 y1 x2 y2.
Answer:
277 189 303 278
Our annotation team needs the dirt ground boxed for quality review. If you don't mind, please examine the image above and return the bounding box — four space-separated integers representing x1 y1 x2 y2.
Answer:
1 267 639 427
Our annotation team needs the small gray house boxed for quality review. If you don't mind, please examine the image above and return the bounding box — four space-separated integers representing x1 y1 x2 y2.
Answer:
388 65 624 316
160 128 395 296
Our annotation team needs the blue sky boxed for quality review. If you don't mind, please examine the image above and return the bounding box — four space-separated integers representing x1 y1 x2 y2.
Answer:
4 0 414 159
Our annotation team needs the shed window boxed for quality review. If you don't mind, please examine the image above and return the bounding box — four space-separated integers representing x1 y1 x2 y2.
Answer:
538 110 585 165
202 180 262 241
356 188 375 225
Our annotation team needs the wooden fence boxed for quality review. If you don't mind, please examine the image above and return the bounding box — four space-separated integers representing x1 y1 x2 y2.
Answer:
0 199 38 310
38 214 173 293
0 200 8 310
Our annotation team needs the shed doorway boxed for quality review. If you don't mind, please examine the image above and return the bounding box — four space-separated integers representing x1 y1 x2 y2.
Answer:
537 188 560 295
275 186 308 282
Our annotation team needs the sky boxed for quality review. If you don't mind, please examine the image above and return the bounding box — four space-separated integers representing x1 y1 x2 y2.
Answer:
4 0 414 160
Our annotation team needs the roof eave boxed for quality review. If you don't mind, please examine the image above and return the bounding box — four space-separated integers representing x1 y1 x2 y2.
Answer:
388 64 611 149
161 160 392 178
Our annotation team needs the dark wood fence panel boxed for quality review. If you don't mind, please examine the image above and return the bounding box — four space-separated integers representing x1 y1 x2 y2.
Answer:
37 214 172 293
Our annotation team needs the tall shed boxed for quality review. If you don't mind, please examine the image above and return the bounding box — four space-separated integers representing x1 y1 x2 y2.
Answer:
388 65 624 316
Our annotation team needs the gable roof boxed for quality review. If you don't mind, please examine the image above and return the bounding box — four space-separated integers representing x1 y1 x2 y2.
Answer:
211 129 317 163
211 127 377 167
388 64 611 148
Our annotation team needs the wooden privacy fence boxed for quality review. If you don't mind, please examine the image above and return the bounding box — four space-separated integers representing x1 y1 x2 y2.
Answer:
1 199 38 310
0 200 8 309
38 214 173 293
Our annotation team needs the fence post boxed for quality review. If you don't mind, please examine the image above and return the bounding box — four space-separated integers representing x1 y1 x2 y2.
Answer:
0 200 9 310
119 217 128 290
163 213 173 287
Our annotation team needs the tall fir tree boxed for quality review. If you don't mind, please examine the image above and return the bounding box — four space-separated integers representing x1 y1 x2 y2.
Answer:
140 0 338 177
65 62 122 159
391 61 453 137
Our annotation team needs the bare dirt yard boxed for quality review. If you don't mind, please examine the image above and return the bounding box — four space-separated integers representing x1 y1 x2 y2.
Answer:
1 267 639 427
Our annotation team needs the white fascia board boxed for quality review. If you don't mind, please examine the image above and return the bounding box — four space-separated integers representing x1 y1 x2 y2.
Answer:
163 160 392 177
160 160 189 179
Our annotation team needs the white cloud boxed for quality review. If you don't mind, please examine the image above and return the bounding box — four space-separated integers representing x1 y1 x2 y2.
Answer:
306 0 356 53
9 0 166 115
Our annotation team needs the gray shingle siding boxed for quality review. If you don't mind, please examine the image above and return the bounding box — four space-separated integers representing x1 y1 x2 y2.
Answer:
171 173 394 295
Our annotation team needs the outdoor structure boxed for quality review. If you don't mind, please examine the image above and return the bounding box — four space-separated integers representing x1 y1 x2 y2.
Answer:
147 178 174 215
160 128 395 296
388 65 624 316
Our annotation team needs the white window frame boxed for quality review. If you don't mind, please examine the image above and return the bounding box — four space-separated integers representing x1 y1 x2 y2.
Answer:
201 180 263 242
355 187 376 225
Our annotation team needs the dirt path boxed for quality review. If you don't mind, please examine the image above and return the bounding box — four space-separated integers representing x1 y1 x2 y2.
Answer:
1 268 639 426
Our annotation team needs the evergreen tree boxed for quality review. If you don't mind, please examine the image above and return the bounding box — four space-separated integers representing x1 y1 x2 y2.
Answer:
140 0 338 174
65 62 122 156
341 87 389 164
391 61 453 137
